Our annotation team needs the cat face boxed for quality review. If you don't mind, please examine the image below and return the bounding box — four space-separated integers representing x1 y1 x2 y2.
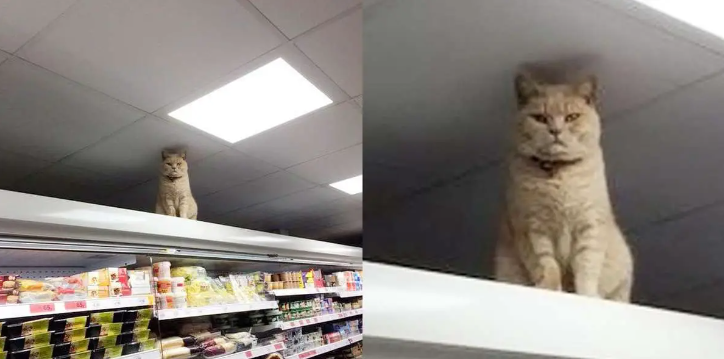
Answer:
161 151 189 179
513 73 601 161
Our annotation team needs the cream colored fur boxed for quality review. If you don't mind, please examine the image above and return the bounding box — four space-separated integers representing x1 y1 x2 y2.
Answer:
155 150 198 220
494 73 633 302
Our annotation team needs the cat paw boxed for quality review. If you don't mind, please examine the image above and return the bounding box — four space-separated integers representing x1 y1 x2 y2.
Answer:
534 262 562 291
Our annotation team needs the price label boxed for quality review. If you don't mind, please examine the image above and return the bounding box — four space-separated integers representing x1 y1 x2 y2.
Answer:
30 303 55 314
348 338 353 344
244 351 252 358
312 318 318 323
111 299 122 307
305 319 311 324
64 301 87 310
274 344 283 350
338 314 344 318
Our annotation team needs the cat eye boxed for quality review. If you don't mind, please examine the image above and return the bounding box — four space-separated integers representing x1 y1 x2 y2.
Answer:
565 113 581 122
530 114 548 123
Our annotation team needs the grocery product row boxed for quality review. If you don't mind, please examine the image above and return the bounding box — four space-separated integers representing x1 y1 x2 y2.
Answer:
0 308 156 359
156 310 362 359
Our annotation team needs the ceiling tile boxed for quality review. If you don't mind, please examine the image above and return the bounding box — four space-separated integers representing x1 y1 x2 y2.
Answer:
287 144 361 185
364 0 724 191
289 207 362 231
0 150 51 188
17 0 285 112
293 219 362 240
604 72 724 231
0 58 145 161
250 0 360 39
250 195 362 230
10 163 132 203
234 101 362 168
62 115 226 182
190 149 279 197
222 186 347 226
196 171 315 214
0 0 76 53
296 8 361 97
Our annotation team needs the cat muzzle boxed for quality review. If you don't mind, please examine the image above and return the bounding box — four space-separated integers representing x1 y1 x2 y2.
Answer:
530 156 582 174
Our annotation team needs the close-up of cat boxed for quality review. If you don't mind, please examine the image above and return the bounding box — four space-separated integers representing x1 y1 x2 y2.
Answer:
495 73 633 302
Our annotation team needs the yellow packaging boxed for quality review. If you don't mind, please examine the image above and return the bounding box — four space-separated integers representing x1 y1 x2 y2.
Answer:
86 286 109 299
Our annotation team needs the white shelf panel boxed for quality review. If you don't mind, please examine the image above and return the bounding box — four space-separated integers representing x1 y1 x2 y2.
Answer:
337 290 362 298
117 350 160 359
0 295 153 320
285 334 363 359
364 261 724 359
269 287 338 296
220 343 285 359
157 300 278 320
281 309 363 330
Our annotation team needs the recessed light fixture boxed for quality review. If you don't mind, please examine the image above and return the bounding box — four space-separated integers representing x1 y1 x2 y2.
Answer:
169 58 332 143
632 0 724 38
330 175 362 195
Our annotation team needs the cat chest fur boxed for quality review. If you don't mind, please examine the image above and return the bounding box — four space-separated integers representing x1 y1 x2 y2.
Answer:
511 172 606 263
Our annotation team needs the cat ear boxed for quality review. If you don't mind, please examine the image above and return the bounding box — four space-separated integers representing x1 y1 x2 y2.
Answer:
514 72 542 107
161 150 170 160
180 151 187 160
575 75 598 105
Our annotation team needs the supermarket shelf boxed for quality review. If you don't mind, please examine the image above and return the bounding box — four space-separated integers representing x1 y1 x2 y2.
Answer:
282 309 363 330
364 261 724 359
118 350 160 359
285 334 363 359
157 301 278 320
226 343 286 359
0 295 153 320
270 287 361 297
269 287 338 296
0 189 361 265
337 290 362 298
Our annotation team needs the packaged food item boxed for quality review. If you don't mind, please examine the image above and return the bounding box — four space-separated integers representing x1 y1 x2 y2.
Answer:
52 339 91 357
156 279 172 294
108 283 122 297
0 351 5 359
96 336 122 349
4 318 51 338
68 351 91 359
121 342 139 356
7 331 53 351
139 339 156 352
189 332 219 342
86 286 109 299
125 330 149 343
89 348 105 359
122 309 151 323
249 314 264 327
173 293 187 309
170 278 185 292
162 346 201 359
157 293 175 309
0 294 18 305
51 317 89 332
0 337 5 351
152 262 171 280
201 342 235 358
133 320 150 331
98 324 123 337
90 311 125 325
11 345 54 359
159 336 195 350
98 345 123 359
197 337 226 350
264 310 282 323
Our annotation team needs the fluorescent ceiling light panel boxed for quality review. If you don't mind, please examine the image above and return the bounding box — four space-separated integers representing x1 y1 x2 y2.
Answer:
330 175 362 195
169 58 332 143
632 0 724 38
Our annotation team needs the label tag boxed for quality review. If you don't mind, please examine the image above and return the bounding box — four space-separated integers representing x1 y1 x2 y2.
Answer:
30 303 55 314
64 301 87 310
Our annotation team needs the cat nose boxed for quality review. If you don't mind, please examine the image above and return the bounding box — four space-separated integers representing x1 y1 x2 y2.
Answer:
549 127 562 135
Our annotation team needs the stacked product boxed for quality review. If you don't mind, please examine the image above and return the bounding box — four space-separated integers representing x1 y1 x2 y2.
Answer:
0 308 156 359
283 319 362 357
159 328 280 359
320 320 361 345
153 265 268 309
325 272 362 292
0 267 153 305
278 297 362 322
265 270 323 290
0 276 19 305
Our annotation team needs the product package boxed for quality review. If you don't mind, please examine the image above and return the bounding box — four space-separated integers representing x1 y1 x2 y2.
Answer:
89 311 125 325
122 309 152 323
9 344 54 359
4 318 51 338
52 325 101 345
6 331 53 351
51 317 89 333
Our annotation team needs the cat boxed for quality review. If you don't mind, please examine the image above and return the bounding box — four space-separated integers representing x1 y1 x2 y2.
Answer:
155 150 198 220
494 72 633 302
